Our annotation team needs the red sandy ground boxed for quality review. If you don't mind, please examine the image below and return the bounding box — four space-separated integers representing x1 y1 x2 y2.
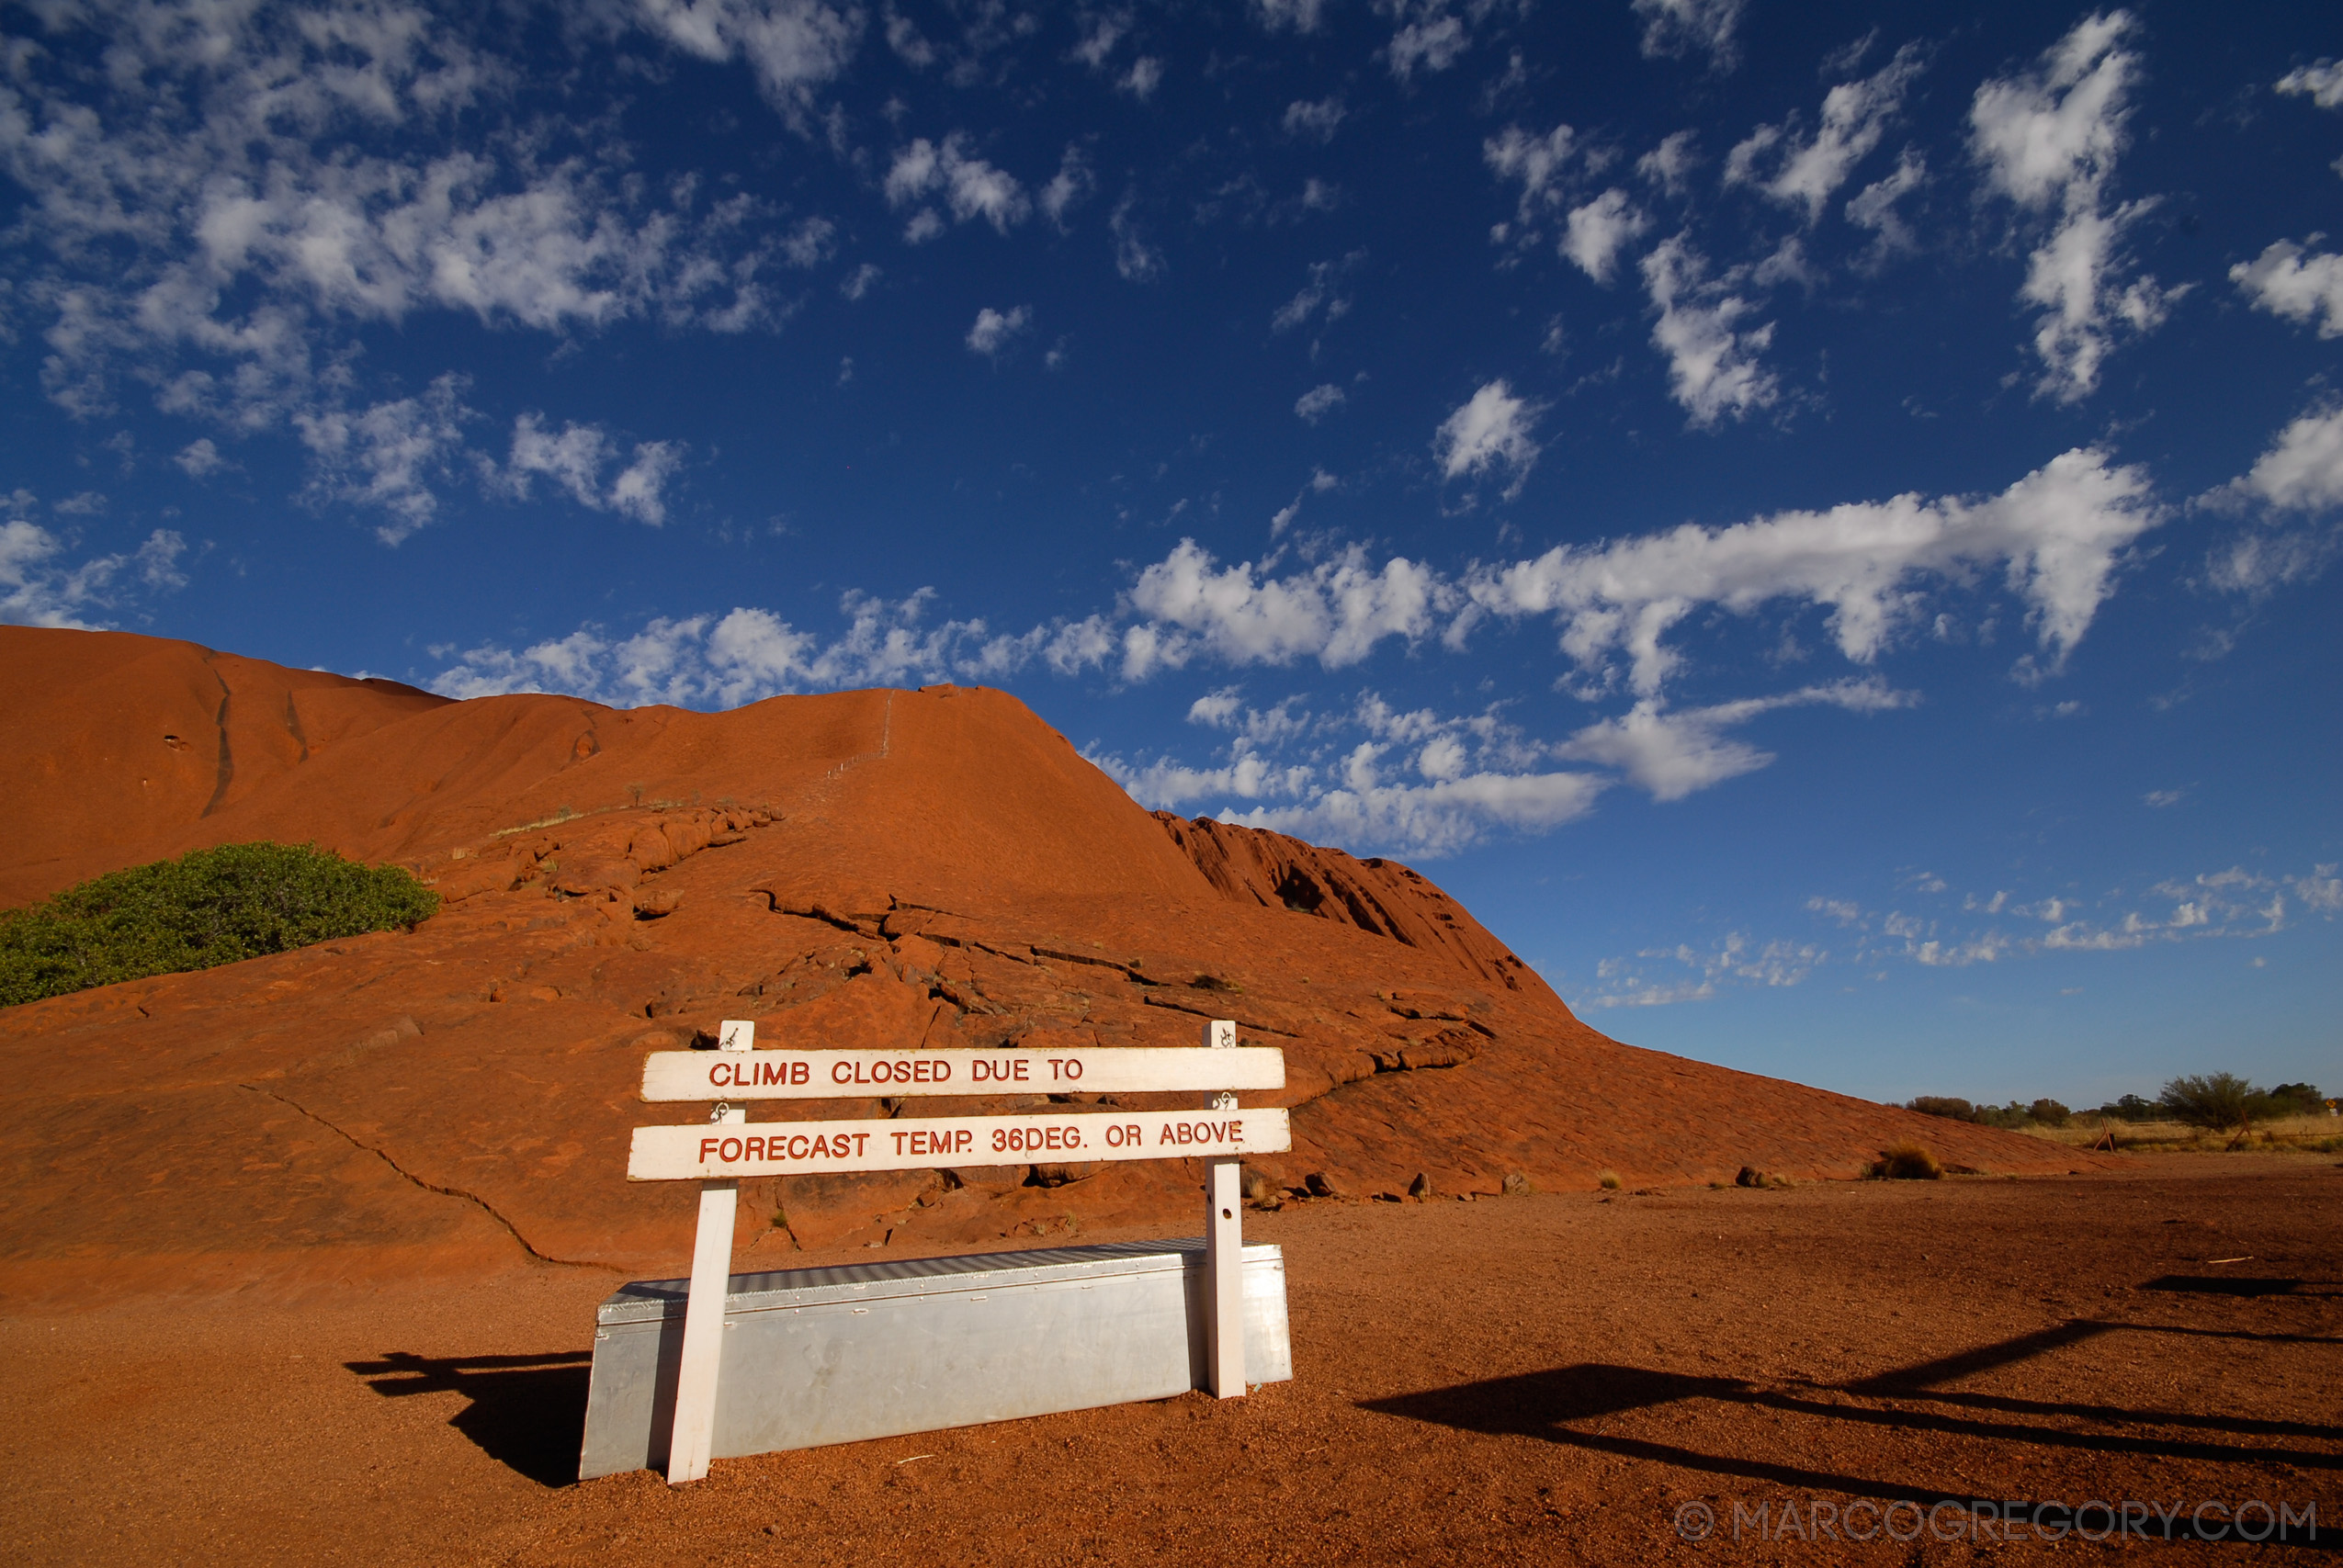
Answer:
3 1156 2335 1566
1 627 2088 1307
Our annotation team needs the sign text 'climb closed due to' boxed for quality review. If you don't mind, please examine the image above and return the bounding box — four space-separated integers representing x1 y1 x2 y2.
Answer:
628 1108 1291 1180
638 1046 1285 1101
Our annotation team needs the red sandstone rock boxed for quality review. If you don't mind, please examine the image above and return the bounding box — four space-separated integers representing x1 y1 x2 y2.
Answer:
0 626 2099 1303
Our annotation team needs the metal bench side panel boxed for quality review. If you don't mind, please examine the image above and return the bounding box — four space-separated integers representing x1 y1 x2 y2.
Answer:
579 1243 1288 1479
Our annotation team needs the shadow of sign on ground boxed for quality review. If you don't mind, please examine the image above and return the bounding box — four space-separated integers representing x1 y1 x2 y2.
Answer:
1357 1317 2341 1545
347 1350 594 1489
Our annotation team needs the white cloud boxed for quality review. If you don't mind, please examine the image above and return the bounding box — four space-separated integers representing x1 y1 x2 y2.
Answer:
175 439 229 478
1969 11 2181 402
1632 0 1744 71
609 443 685 525
1636 130 1700 196
2230 239 2343 338
1187 688 1245 727
431 590 1043 707
2202 404 2343 594
1434 380 1542 491
1726 45 1923 224
885 134 1032 239
502 414 613 510
1639 234 1779 427
0 521 188 629
1561 189 1650 284
3 3 822 432
1228 770 1603 857
1388 8 1468 81
1556 678 1911 799
1271 258 1353 332
1485 124 1582 229
1295 384 1346 423
296 375 474 544
1040 147 1095 228
493 412 685 526
633 0 863 118
1120 57 1164 99
1459 446 2160 694
1251 0 1327 32
966 305 1032 355
1119 539 1450 677
1845 149 1928 254
1110 197 1166 282
1283 96 1346 142
1575 931 1823 1009
2217 404 2343 514
885 9 934 67
1793 855 2339 975
839 262 882 299
2276 61 2343 110
1070 13 1126 69
1098 690 1609 856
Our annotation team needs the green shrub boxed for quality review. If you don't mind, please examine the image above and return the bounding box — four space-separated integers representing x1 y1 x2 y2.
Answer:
1907 1096 1978 1122
2264 1082 2326 1118
0 842 437 1007
2158 1073 2257 1132
2029 1098 2072 1127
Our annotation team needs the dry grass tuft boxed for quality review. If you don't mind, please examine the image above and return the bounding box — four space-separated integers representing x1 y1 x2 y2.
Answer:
1597 1169 1622 1190
1873 1142 1942 1180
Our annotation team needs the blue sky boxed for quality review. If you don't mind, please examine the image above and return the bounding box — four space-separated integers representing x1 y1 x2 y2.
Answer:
4 0 2338 1106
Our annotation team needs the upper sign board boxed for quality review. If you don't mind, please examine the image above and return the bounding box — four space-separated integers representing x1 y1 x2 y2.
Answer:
640 1046 1286 1102
628 1107 1291 1180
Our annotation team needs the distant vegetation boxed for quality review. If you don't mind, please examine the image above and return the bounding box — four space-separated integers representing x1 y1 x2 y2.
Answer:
1901 1077 2336 1154
1904 1095 2074 1130
0 843 438 1007
1906 1078 2328 1132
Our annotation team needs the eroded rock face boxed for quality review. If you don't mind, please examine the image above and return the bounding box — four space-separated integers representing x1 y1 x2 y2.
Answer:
0 627 2089 1302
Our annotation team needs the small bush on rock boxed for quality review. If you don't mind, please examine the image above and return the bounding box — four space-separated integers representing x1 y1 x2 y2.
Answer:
1873 1143 1942 1180
0 842 438 1007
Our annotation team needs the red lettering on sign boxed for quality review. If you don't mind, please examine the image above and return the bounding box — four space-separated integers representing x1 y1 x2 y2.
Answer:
832 1062 853 1085
1156 1119 1244 1148
699 1137 720 1161
719 1137 742 1162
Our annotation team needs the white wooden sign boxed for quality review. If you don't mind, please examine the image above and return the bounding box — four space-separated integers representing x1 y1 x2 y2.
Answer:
639 1016 1271 1487
629 1107 1289 1179
640 1045 1285 1101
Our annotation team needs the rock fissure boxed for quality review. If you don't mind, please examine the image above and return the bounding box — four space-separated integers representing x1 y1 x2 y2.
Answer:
238 1085 609 1270
199 659 234 818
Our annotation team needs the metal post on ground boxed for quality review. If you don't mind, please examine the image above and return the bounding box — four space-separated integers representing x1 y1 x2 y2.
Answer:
665 1018 753 1485
1203 1016 1245 1400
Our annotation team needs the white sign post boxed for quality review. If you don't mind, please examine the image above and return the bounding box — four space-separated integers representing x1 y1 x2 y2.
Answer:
664 1019 753 1486
631 1018 1284 1484
1202 1017 1246 1400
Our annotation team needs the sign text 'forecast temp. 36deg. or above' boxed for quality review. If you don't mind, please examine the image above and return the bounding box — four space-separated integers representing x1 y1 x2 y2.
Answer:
627 1108 1291 1179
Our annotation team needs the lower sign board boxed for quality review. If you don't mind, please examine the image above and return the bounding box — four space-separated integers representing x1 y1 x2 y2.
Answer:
628 1107 1290 1180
